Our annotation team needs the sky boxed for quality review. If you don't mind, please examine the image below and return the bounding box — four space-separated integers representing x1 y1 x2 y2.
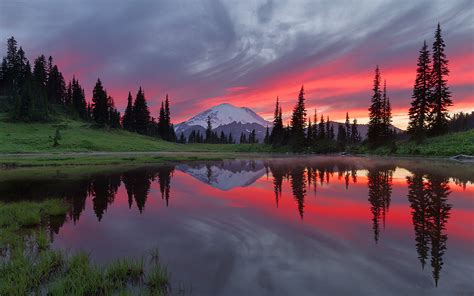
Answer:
1 0 473 129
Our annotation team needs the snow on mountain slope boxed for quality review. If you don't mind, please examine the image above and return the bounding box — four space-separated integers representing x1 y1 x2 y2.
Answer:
177 103 269 129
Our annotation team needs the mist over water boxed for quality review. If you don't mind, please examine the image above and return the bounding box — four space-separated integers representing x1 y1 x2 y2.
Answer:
1 156 473 295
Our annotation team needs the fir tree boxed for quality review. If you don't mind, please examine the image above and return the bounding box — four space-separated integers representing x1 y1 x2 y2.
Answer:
337 123 346 147
351 118 361 143
205 116 213 143
132 87 150 134
122 92 134 131
290 86 307 150
32 55 47 89
91 78 109 125
429 23 452 136
368 65 384 146
408 41 432 141
382 80 392 140
264 126 270 144
318 115 326 139
269 97 284 146
345 112 351 142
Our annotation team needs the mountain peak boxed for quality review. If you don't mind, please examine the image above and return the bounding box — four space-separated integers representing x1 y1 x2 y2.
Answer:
177 103 269 129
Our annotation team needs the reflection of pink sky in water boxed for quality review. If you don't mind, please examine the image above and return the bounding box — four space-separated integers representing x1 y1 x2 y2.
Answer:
51 165 474 295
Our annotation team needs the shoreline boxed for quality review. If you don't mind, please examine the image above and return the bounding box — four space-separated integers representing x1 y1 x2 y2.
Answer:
1 150 471 168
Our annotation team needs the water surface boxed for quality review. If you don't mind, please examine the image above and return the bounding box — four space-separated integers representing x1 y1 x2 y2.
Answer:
1 156 473 295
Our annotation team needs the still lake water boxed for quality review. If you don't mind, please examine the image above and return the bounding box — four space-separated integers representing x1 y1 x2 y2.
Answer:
1 156 473 295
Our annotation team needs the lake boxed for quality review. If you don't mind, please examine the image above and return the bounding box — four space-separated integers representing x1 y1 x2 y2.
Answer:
1 156 473 295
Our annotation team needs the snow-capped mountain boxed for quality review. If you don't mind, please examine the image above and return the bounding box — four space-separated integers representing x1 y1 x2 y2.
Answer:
175 103 271 143
181 103 269 128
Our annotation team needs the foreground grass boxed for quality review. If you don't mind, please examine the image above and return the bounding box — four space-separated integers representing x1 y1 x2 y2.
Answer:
0 199 171 295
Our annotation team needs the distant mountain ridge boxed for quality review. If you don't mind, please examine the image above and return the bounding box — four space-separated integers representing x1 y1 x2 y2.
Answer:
175 103 271 142
175 103 403 143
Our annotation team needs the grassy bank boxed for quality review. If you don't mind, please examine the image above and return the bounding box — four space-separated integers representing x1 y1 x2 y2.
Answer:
358 130 474 157
0 114 270 154
0 199 171 295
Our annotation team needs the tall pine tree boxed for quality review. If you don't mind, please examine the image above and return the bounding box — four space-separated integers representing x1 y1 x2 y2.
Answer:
368 65 383 146
429 23 452 136
91 78 109 125
122 92 134 131
132 87 150 134
408 41 432 141
269 97 284 146
290 86 306 150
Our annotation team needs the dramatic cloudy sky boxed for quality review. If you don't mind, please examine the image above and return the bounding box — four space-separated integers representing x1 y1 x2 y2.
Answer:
1 0 473 128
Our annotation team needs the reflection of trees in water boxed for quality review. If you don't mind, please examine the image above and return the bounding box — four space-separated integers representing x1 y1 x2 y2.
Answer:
158 166 174 206
91 174 121 221
290 167 307 219
367 168 393 243
267 162 359 219
63 167 175 223
407 173 451 286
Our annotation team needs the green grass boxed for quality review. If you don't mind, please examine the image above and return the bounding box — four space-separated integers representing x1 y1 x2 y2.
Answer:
0 113 270 154
357 130 474 157
0 198 171 295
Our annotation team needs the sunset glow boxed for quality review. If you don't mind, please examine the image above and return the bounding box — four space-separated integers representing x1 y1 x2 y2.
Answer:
1 0 472 129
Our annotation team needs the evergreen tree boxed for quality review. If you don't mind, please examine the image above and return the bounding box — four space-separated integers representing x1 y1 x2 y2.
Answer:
91 78 109 125
46 57 66 105
290 86 307 150
269 97 284 146
264 126 270 144
306 118 312 145
32 55 47 90
337 123 346 145
318 115 326 139
122 92 134 131
368 65 384 146
351 118 361 143
205 116 213 143
228 132 234 144
382 80 392 140
326 116 331 139
107 95 121 128
429 23 452 136
132 87 150 134
345 112 351 142
408 41 432 141
179 132 186 144
71 77 87 119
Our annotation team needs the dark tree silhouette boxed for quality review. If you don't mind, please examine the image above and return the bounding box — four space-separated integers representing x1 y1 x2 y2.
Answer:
429 24 452 136
367 168 393 243
368 65 384 147
132 87 150 134
408 41 432 141
91 78 109 125
290 86 307 150
407 173 431 268
122 92 134 131
270 97 284 146
290 166 307 219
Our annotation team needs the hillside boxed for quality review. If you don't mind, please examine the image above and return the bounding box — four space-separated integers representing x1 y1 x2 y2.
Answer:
361 129 474 156
0 113 270 154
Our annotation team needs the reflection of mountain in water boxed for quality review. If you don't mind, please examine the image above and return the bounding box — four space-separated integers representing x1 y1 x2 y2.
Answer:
0 156 465 287
177 160 266 190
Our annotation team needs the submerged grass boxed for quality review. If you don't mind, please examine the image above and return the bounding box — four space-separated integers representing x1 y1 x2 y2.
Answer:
0 199 171 295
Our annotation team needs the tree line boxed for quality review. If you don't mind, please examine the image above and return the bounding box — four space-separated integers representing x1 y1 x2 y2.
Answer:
0 36 176 141
267 90 361 152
